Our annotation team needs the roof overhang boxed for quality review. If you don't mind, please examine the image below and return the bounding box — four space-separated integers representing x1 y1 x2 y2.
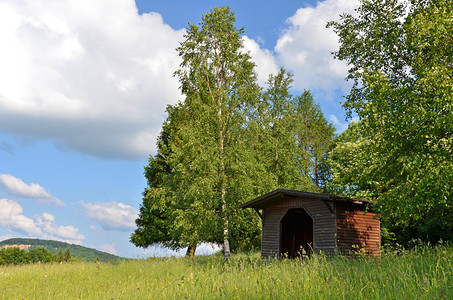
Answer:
240 188 374 209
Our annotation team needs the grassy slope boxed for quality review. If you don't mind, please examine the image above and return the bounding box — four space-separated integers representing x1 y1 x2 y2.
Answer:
0 238 121 262
0 245 451 299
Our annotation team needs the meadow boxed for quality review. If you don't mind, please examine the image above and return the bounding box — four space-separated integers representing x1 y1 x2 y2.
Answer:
0 245 451 299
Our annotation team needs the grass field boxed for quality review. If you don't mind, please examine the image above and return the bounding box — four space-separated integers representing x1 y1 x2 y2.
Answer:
0 245 451 299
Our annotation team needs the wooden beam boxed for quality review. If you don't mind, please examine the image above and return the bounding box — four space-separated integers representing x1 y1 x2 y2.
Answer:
323 200 334 215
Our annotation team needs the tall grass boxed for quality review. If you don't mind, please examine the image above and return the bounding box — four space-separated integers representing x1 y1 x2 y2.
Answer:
0 245 451 299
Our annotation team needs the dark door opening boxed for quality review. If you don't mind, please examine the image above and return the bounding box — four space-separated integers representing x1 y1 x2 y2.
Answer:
280 208 313 258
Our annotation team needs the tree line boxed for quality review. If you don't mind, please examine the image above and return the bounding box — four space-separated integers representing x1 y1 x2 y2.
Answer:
0 238 121 262
0 247 73 265
132 0 452 257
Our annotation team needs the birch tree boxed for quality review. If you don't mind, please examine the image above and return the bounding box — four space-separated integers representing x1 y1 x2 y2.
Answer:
173 7 262 258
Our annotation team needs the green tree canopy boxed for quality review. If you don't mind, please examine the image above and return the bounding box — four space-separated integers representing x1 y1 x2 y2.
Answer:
0 248 29 265
328 0 453 242
28 248 55 263
254 68 335 191
132 7 337 257
132 7 264 258
130 104 188 252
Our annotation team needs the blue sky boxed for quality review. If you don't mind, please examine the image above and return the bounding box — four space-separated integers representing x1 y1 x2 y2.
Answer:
0 0 358 258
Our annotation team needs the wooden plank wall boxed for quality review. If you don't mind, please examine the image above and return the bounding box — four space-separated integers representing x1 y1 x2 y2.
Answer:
261 206 286 258
261 196 337 258
336 203 380 256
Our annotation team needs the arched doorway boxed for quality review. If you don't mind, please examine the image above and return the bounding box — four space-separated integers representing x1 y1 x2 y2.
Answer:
280 208 313 258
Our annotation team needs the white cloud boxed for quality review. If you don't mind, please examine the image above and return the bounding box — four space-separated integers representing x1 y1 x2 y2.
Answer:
98 243 117 255
81 201 138 231
0 174 63 206
275 0 359 93
0 234 13 242
0 0 361 160
0 0 184 159
329 114 360 133
36 212 85 242
242 36 279 86
141 242 221 258
0 174 50 198
0 198 42 236
0 198 84 244
196 243 222 255
141 244 185 258
329 114 348 132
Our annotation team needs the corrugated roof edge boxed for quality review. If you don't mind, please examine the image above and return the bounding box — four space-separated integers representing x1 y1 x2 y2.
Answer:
239 188 376 209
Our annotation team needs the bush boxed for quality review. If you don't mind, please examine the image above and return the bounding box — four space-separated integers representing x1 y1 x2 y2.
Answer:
29 248 55 263
0 248 30 265
418 218 453 245
0 247 55 265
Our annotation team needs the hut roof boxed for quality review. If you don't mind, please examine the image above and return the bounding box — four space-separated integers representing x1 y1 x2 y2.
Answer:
240 188 374 209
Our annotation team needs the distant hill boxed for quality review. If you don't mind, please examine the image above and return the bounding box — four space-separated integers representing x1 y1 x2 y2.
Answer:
0 238 123 262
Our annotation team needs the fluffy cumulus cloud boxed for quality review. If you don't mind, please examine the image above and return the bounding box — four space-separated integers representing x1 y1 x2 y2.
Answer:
97 243 117 255
0 174 50 198
0 174 63 206
81 201 138 231
329 115 348 132
0 0 359 159
275 0 359 93
36 212 85 242
142 242 221 258
0 234 13 243
0 198 43 236
242 36 279 86
0 0 184 159
0 198 84 244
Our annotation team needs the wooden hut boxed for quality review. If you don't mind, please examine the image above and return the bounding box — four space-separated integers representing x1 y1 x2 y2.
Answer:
240 189 380 258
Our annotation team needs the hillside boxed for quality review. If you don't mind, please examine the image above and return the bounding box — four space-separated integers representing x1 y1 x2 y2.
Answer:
0 238 123 262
